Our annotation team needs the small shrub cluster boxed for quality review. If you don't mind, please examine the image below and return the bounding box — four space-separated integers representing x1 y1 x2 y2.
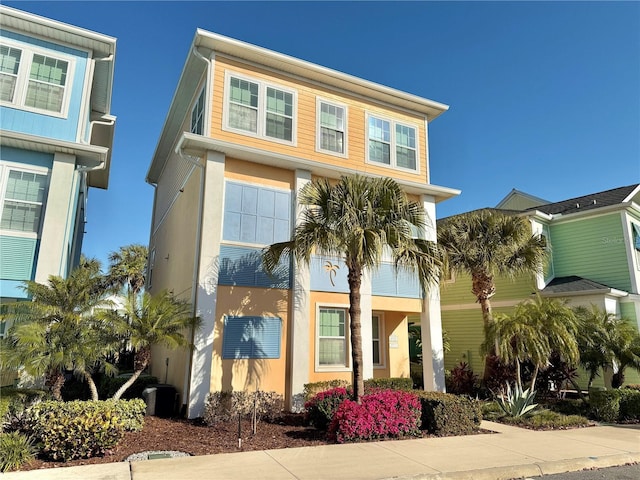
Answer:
499 409 590 429
0 432 36 472
445 363 479 396
0 388 49 433
415 391 482 436
328 390 421 443
590 388 640 422
305 387 351 431
203 390 284 425
303 380 350 401
24 400 143 461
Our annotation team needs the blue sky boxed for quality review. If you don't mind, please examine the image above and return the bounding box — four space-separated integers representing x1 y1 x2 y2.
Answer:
5 1 640 266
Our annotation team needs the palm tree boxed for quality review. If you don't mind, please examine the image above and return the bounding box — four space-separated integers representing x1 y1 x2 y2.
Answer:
484 295 580 390
575 305 640 388
105 244 148 298
437 209 547 378
100 290 198 400
0 259 115 400
262 175 441 402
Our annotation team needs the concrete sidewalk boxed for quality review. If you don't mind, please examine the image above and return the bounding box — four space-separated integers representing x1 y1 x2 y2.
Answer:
3 421 639 480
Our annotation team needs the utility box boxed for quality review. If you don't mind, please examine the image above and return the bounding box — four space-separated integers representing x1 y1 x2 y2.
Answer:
142 384 177 417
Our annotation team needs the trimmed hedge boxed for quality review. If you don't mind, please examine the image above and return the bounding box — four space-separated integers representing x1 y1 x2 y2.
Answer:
590 388 640 422
305 387 351 431
415 391 482 436
364 377 414 392
25 399 144 461
303 380 349 402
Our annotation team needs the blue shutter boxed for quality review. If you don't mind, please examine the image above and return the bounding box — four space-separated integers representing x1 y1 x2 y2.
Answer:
222 316 281 359
372 262 421 298
218 245 291 289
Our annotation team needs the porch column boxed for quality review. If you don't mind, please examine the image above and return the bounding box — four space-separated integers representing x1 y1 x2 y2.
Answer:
289 169 311 411
35 152 77 282
188 150 225 418
420 195 446 391
361 269 374 380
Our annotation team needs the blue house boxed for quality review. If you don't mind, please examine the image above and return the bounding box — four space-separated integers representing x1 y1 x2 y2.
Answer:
0 6 116 311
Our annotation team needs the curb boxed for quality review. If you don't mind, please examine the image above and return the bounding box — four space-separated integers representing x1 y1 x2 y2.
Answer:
383 452 640 480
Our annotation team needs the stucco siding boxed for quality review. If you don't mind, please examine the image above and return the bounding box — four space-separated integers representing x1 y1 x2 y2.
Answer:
551 214 631 292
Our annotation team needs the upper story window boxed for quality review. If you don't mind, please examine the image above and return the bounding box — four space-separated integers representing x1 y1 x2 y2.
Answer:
224 72 296 144
190 88 205 135
0 41 73 117
367 115 418 172
0 166 48 235
632 223 640 269
317 99 346 156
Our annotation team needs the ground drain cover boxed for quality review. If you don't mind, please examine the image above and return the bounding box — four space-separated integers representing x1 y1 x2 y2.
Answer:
125 451 191 462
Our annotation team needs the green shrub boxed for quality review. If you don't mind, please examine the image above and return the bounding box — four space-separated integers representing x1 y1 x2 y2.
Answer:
415 391 482 436
0 432 36 472
590 390 621 422
203 391 284 425
500 409 590 429
25 400 125 461
99 375 159 399
619 388 640 421
105 399 146 431
303 380 349 401
304 387 351 431
497 384 538 418
364 377 414 392
0 388 49 432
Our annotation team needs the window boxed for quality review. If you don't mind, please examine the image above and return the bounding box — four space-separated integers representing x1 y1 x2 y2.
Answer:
367 115 418 171
0 42 73 116
317 99 346 155
190 88 205 135
318 307 348 368
222 316 281 359
224 72 296 143
632 223 640 269
0 168 48 234
372 314 383 367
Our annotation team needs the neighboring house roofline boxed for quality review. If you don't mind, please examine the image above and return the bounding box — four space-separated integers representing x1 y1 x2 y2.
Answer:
148 29 450 184
156 132 460 203
495 188 550 209
0 5 117 117
541 276 628 298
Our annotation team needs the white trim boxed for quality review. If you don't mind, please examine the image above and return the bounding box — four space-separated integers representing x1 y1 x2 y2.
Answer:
365 112 421 174
0 37 76 118
222 70 297 147
372 312 386 369
315 97 348 158
315 303 351 373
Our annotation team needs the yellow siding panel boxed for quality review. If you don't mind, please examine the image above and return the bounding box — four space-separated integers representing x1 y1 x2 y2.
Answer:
224 158 294 189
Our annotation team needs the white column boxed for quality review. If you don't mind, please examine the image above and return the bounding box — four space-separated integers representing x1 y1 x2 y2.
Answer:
188 151 225 418
35 153 76 283
420 195 446 391
361 269 374 380
289 169 311 412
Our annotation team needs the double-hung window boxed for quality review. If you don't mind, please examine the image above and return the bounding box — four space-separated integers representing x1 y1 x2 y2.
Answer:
317 99 346 155
0 167 48 235
0 41 73 116
190 88 205 135
225 72 295 144
372 314 383 367
367 115 418 172
317 307 348 369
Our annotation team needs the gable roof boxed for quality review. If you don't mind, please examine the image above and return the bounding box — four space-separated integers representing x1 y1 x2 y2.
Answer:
495 189 550 211
541 276 628 298
526 184 640 216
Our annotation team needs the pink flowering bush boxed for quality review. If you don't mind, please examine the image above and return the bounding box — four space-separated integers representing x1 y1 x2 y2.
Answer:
328 390 421 443
305 387 351 430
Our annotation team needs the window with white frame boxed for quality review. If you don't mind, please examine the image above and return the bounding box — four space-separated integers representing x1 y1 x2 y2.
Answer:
318 307 348 368
372 314 383 366
225 72 295 143
317 99 346 155
0 167 48 234
190 88 205 135
632 223 640 269
0 42 73 116
367 115 418 171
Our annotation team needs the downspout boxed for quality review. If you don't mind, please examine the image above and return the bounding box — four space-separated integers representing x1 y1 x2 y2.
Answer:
181 45 211 416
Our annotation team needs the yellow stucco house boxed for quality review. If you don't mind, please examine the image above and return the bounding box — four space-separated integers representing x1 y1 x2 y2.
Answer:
145 29 459 418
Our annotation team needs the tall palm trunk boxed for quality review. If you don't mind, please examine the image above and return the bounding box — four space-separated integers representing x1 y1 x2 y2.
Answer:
347 263 364 403
82 371 100 401
112 348 150 400
45 370 65 401
472 271 497 380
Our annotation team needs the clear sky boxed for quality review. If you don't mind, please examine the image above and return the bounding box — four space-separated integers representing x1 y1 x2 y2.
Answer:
4 1 640 266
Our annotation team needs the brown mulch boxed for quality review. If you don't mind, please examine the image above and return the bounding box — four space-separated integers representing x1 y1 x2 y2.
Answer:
23 414 329 471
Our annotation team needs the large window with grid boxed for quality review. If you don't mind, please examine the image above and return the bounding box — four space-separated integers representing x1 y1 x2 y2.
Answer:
0 167 48 234
367 115 418 172
0 41 73 116
317 99 346 155
317 307 348 369
225 72 296 144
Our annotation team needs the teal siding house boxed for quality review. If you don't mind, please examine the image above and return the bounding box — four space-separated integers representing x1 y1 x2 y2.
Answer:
441 184 640 388
0 6 116 307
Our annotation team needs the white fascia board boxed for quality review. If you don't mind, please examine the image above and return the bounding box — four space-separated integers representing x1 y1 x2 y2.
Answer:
546 203 637 224
194 29 449 120
542 288 628 299
1 130 108 167
622 185 640 203
176 132 460 202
